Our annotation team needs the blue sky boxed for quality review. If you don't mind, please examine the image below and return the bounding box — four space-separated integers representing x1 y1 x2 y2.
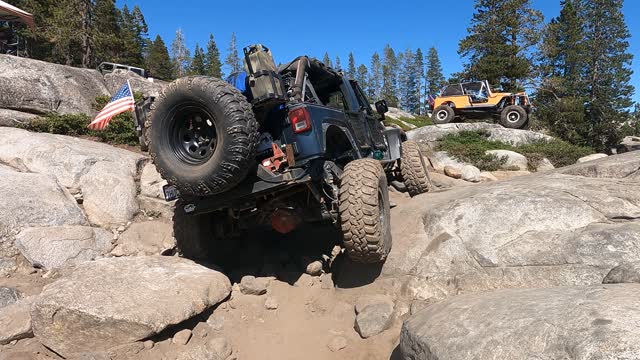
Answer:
118 0 640 102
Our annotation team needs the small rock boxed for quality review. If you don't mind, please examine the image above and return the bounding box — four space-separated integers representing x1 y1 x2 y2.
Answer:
479 172 498 182
354 302 394 338
327 336 348 352
0 287 20 309
207 313 225 331
444 165 462 179
172 329 192 345
320 273 334 289
0 258 17 276
460 165 481 182
354 294 394 314
536 158 555 172
304 260 323 276
294 273 315 287
206 337 232 359
116 226 125 232
0 299 33 345
265 297 279 310
239 275 269 295
110 221 175 257
603 262 640 284
577 153 608 163
486 149 528 170
143 340 154 349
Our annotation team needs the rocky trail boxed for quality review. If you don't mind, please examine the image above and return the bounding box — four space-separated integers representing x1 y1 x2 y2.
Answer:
1 55 640 359
0 124 638 359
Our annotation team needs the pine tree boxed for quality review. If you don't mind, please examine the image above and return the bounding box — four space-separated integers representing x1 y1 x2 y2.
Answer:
205 34 223 78
189 43 206 75
535 0 588 145
414 48 425 113
536 0 634 149
459 0 543 91
117 5 148 67
170 28 191 78
399 49 419 113
225 32 242 74
368 52 383 100
93 0 120 65
146 35 173 80
356 64 369 97
425 47 446 96
322 52 332 67
347 52 357 79
381 44 399 107
334 56 341 70
582 0 634 149
131 6 149 60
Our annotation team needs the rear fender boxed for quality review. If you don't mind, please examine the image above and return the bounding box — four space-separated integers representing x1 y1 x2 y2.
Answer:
384 127 403 161
322 124 360 160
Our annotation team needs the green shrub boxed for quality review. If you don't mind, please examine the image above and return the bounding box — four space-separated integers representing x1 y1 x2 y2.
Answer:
437 131 510 171
384 118 413 131
20 94 142 146
517 140 593 168
436 130 594 171
22 113 92 136
397 115 433 128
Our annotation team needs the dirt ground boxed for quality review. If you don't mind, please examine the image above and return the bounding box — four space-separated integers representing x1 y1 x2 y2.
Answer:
0 191 414 360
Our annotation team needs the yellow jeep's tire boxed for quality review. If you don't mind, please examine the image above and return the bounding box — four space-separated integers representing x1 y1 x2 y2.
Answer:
400 141 432 197
432 105 455 124
339 158 392 264
500 105 528 129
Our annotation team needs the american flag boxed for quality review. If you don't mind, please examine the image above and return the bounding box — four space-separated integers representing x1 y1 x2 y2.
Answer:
88 81 135 130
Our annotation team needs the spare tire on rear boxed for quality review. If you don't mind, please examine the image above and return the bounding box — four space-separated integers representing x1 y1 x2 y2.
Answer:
149 76 259 197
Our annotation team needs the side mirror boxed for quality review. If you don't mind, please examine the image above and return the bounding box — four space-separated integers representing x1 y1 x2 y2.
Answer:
375 100 388 119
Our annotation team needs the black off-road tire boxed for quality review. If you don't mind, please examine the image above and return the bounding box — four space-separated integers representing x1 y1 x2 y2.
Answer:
149 76 259 197
339 158 392 264
432 105 455 124
400 141 432 197
500 105 528 129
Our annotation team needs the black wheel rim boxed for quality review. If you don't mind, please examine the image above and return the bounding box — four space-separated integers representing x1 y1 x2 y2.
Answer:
169 103 218 165
507 111 521 123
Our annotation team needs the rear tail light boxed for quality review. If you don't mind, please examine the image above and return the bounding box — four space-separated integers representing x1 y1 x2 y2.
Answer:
289 107 312 133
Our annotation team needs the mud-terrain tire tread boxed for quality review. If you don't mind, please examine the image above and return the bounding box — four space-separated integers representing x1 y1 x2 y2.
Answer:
400 141 432 196
339 158 392 263
499 105 528 129
432 105 455 124
149 76 259 196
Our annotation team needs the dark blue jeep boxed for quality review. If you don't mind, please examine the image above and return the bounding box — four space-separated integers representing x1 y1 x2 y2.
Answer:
139 44 432 264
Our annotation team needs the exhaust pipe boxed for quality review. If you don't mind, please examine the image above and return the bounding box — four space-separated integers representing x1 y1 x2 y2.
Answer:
290 57 308 102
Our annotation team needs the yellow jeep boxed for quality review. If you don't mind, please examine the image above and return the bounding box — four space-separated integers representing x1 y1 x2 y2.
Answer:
431 80 532 129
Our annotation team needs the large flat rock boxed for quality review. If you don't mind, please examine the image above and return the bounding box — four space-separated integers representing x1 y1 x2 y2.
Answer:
400 284 640 360
383 152 640 300
0 167 87 258
0 55 109 116
0 128 145 189
408 123 553 148
31 256 231 357
103 69 166 98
